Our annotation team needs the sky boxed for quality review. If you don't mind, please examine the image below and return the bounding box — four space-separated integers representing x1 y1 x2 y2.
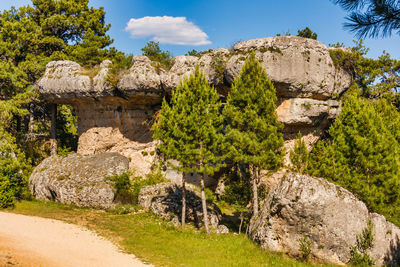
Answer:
1 0 399 59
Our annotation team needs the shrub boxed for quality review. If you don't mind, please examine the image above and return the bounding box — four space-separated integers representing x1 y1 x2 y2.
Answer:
298 236 312 261
349 221 375 266
289 132 309 174
107 172 135 204
141 41 172 69
131 168 168 204
0 129 31 208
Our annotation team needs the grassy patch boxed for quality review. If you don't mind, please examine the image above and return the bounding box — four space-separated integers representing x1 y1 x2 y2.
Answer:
7 200 335 267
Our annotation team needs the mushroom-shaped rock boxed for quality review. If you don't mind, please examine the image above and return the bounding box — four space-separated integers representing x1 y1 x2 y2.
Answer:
225 36 352 100
118 55 164 104
38 60 92 101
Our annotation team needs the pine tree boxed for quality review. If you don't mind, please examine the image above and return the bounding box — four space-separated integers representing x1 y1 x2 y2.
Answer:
308 95 400 217
153 66 225 233
290 132 309 174
223 52 284 218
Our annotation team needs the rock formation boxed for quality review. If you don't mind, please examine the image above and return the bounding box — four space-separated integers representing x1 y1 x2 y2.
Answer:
138 182 228 233
29 153 129 209
37 35 352 181
249 172 400 265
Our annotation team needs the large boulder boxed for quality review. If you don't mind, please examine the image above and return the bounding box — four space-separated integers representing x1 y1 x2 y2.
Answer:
249 173 400 265
29 153 129 209
138 183 223 230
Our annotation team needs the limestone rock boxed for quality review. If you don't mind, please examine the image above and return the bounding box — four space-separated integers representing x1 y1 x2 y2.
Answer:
29 153 129 209
38 61 92 101
118 55 164 104
249 173 400 265
162 48 231 91
225 36 352 100
277 98 339 127
138 183 223 229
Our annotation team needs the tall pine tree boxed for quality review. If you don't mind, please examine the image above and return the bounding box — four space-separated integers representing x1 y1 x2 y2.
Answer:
223 52 284 218
153 66 225 233
308 95 400 218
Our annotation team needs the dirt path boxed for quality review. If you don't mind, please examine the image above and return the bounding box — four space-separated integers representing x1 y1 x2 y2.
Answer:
0 212 150 267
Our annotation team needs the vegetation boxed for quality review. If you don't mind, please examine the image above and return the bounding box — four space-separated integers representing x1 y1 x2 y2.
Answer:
223 52 284 218
186 49 202 57
290 132 309 174
297 27 318 40
332 0 400 38
349 220 375 266
8 200 335 267
153 67 226 233
308 95 400 225
0 0 129 207
141 41 172 69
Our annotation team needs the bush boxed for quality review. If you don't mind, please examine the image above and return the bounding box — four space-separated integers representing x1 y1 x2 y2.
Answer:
107 172 135 204
131 168 168 204
0 129 31 208
141 41 172 69
289 132 309 174
349 221 375 266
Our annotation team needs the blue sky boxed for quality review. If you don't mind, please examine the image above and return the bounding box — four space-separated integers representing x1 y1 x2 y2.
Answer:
1 0 399 59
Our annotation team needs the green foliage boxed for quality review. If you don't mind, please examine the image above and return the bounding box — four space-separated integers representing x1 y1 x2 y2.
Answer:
332 0 400 38
153 66 226 176
299 236 312 261
349 221 375 266
186 49 202 57
308 95 400 222
131 168 167 203
0 129 31 208
141 41 172 69
0 0 118 173
221 167 252 211
107 172 135 204
329 40 400 106
297 27 318 40
290 132 309 174
56 105 78 151
223 52 284 170
106 52 133 88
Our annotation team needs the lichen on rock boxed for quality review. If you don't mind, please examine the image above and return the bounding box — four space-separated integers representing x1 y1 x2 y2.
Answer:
249 172 400 265
29 152 130 209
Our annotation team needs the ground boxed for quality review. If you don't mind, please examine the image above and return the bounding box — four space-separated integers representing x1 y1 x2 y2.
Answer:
0 212 148 267
1 200 335 267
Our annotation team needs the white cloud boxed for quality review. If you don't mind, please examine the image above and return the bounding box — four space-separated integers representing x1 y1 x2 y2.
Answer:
125 16 211 46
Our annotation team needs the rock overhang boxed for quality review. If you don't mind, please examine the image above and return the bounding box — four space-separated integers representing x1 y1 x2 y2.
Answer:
37 36 352 106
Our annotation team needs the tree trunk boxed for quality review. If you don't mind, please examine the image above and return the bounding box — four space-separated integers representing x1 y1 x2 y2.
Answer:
200 173 210 234
29 103 34 134
181 174 186 229
239 211 244 234
50 104 57 155
252 165 259 219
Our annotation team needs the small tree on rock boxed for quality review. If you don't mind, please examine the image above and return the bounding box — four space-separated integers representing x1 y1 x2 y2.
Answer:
153 66 225 233
290 132 309 174
223 52 284 218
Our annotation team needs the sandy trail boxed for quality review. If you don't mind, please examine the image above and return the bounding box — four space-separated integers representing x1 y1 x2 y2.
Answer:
0 212 150 267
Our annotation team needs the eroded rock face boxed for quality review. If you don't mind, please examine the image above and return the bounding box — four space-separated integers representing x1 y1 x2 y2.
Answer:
249 173 400 265
29 153 129 209
37 36 353 179
226 36 351 100
138 183 223 230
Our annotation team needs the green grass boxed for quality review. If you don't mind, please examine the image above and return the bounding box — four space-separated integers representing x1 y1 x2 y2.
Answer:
7 200 335 267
